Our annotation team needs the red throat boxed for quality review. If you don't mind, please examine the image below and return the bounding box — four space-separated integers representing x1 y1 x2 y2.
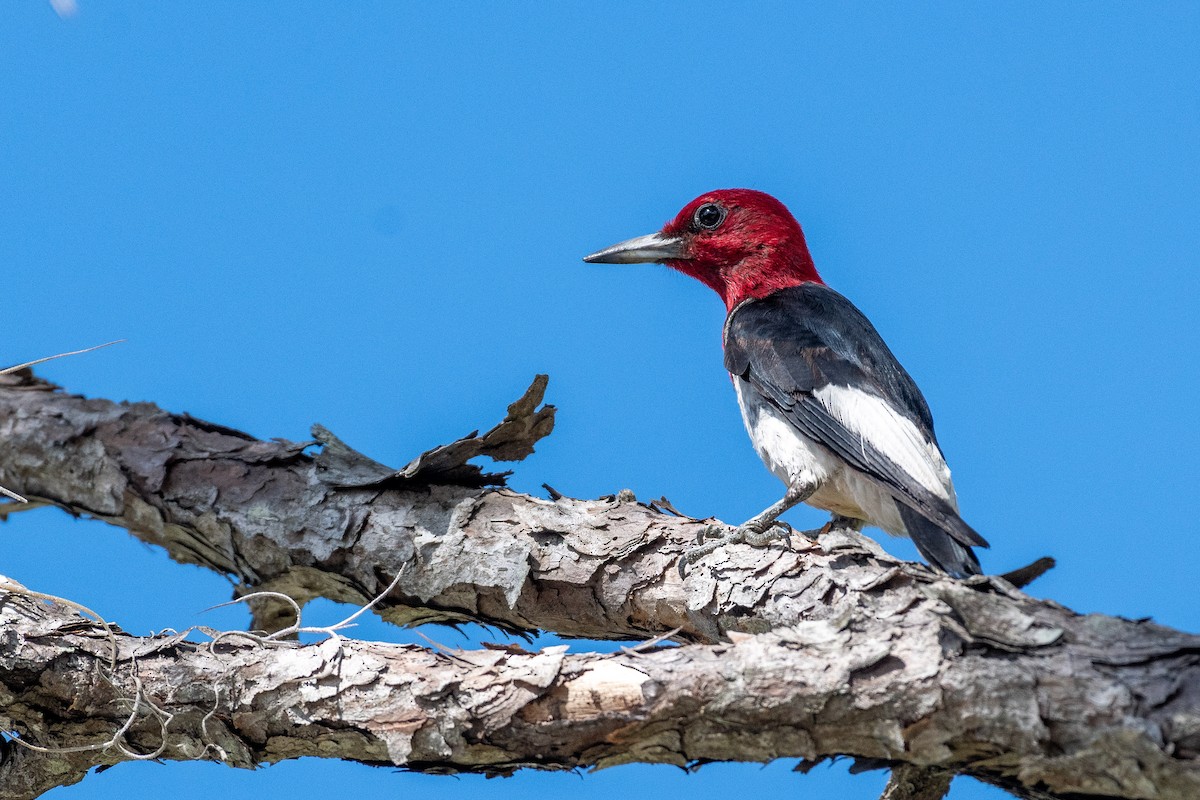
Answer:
673 246 823 312
660 189 824 313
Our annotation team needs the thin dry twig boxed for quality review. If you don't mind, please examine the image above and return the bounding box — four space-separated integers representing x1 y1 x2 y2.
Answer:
0 340 124 377
0 485 26 503
205 568 407 647
412 629 477 666
620 625 684 656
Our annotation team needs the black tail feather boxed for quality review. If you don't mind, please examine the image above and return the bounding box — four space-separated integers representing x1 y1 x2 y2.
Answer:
897 504 982 578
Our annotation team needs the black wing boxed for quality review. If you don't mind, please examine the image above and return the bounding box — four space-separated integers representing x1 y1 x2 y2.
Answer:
724 283 988 550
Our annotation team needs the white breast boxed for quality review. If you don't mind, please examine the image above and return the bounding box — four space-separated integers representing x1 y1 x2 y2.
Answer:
734 377 838 489
733 378 957 537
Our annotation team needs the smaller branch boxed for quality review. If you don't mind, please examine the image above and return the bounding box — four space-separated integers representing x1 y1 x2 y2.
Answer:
0 373 1061 647
3 573 1200 800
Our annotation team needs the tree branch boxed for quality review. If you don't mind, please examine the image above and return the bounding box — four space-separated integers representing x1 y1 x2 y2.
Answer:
0 370 977 643
2 577 1199 800
4 373 1200 799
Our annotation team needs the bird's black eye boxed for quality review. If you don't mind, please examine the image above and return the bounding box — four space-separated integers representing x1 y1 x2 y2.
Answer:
693 203 726 231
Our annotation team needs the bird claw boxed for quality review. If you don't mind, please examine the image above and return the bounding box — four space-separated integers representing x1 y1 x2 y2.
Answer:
744 520 793 549
677 542 717 578
677 520 794 578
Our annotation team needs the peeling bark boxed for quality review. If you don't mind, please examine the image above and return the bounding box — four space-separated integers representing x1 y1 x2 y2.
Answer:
2 374 1200 799
0 370 979 643
2 579 1199 800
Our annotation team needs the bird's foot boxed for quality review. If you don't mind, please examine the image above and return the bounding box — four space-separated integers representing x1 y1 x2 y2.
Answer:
679 520 794 577
744 520 794 548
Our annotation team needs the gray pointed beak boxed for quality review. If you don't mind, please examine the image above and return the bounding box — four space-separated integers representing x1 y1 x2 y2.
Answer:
583 232 688 264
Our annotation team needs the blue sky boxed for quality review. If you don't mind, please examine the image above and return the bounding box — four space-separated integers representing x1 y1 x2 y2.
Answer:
3 4 1198 799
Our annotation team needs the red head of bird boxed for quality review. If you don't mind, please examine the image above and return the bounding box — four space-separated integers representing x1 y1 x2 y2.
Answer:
584 189 823 312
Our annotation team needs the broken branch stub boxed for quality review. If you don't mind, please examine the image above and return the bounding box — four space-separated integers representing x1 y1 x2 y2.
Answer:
313 374 555 489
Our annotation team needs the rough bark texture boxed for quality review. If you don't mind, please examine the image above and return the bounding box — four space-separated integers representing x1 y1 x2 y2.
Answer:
2 373 1200 800
0 370 956 644
0 373 1052 646
3 578 1200 800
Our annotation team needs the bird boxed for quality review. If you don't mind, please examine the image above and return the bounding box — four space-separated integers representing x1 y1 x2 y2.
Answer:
583 189 988 578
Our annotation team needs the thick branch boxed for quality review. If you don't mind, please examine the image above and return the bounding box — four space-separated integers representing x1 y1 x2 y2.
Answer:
6 374 1200 799
2 584 1199 800
0 371 968 643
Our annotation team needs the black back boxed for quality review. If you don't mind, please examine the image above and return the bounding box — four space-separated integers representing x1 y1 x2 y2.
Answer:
724 284 987 550
725 283 936 440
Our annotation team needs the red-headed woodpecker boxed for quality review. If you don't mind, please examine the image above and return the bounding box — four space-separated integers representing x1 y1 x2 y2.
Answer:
584 189 988 578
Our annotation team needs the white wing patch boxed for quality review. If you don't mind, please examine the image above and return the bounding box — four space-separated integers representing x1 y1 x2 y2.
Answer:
732 378 959 538
812 384 957 507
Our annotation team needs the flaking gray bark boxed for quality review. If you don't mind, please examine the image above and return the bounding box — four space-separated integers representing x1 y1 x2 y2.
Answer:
3 574 1200 800
0 373 1041 645
2 372 1200 799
